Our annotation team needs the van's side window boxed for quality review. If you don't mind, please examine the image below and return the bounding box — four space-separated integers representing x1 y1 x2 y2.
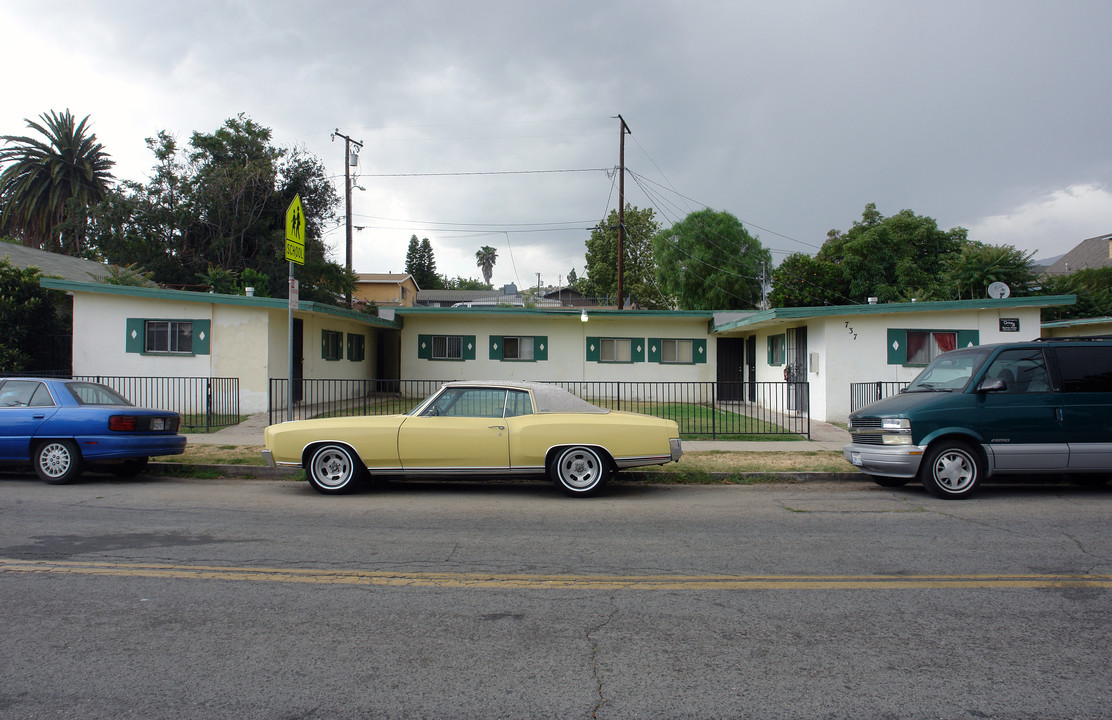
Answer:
1055 347 1112 393
983 349 1051 394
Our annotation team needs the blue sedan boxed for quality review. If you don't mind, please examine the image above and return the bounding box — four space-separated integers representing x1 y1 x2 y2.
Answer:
0 378 187 483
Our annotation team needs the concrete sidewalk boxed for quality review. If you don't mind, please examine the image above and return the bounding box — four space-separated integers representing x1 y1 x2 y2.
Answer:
187 412 851 453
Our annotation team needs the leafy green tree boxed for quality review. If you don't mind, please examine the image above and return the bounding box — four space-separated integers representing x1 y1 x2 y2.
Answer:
0 258 67 371
0 110 115 254
440 275 492 290
475 245 498 285
1041 267 1112 322
582 205 668 308
653 208 770 310
88 115 348 304
566 268 578 287
769 252 851 308
816 203 966 304
404 235 442 289
940 242 1036 299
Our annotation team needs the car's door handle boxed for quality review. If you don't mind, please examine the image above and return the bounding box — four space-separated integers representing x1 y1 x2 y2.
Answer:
1055 408 1063 423
33 414 45 419
489 425 505 430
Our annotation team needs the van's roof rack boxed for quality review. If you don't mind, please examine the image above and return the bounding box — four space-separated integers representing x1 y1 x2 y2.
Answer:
1033 335 1112 342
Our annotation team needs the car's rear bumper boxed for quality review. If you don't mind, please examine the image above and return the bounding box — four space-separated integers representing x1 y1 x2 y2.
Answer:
73 434 187 459
844 442 925 478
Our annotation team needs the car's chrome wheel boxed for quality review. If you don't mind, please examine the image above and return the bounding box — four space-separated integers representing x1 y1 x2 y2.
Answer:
920 441 980 499
549 446 610 497
34 440 83 485
307 444 364 494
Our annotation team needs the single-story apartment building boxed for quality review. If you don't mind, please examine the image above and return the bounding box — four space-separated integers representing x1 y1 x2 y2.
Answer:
40 277 1076 422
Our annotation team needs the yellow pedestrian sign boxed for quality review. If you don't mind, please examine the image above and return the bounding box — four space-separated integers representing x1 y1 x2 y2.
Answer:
285 195 305 265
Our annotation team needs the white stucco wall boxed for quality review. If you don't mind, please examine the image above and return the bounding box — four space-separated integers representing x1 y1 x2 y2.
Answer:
818 306 1045 421
72 294 217 378
399 313 717 391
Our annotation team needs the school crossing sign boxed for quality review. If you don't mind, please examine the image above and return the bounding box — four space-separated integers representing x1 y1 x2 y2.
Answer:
285 194 305 265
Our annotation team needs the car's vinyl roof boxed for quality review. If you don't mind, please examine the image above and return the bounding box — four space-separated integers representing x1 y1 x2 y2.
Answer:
444 380 609 414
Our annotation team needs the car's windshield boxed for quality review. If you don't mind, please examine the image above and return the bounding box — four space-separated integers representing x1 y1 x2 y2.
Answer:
65 381 133 406
905 347 993 392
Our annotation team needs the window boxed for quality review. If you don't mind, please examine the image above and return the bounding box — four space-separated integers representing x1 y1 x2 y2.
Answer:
601 338 632 363
126 319 210 356
145 320 193 354
417 335 476 361
983 349 1051 393
433 335 463 360
490 336 547 362
322 330 343 360
1055 346 1112 393
347 333 365 362
0 380 55 408
768 334 785 366
503 336 534 361
586 337 644 363
661 339 693 363
888 329 979 366
906 331 956 365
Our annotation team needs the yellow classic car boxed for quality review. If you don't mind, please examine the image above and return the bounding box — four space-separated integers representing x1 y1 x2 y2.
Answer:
263 381 682 496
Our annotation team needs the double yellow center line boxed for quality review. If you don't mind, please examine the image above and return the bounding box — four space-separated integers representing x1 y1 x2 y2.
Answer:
3 558 1110 590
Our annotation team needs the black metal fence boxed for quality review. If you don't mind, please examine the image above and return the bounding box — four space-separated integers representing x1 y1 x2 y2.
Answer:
74 376 241 431
268 378 810 439
849 381 909 413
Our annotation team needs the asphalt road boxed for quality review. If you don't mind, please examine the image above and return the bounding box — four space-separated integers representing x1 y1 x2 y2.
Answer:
1 473 1110 719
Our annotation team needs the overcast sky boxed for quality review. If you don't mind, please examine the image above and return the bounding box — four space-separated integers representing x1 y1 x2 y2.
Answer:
3 1 1110 290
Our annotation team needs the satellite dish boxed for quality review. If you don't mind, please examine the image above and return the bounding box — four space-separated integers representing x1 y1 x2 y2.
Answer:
987 282 1011 299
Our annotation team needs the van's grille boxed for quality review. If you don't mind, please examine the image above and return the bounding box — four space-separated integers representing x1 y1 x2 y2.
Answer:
850 417 882 429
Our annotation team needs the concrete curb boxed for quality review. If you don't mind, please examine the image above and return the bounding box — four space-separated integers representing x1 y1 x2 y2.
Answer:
148 462 867 484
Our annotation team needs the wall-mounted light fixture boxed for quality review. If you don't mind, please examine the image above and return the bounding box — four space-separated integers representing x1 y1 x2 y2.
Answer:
581 309 589 322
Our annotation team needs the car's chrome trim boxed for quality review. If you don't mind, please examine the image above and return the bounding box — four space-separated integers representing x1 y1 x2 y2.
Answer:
614 454 674 469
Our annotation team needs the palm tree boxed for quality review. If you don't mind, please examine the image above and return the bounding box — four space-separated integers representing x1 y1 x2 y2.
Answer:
475 245 498 286
0 110 115 254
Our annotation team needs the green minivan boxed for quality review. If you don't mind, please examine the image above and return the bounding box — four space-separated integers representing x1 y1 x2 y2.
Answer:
844 338 1112 498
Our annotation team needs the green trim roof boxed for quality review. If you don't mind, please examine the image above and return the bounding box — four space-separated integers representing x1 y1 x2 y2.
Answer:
395 306 715 319
39 278 400 329
713 295 1077 333
1041 315 1112 328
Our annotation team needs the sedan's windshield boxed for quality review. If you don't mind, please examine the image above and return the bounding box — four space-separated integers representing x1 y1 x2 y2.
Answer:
905 347 993 392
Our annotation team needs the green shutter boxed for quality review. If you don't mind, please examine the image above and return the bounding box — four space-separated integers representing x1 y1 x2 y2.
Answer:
647 338 662 363
632 338 645 363
192 319 210 355
957 330 979 349
586 337 600 362
489 336 503 360
125 318 144 353
887 329 907 365
767 336 774 366
693 338 707 364
534 336 548 362
462 335 476 361
417 334 431 360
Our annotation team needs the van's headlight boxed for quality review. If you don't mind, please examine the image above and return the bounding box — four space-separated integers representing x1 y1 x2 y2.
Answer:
881 418 912 444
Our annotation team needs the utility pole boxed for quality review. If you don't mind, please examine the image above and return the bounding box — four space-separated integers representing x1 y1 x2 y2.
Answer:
615 115 631 309
332 129 363 307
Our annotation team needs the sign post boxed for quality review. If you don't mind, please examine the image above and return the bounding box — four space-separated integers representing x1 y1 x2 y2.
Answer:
285 195 305 421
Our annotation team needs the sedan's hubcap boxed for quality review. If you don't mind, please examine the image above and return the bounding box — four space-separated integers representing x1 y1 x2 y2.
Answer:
41 445 71 478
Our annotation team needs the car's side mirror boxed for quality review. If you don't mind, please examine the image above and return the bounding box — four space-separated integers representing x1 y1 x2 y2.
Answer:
977 377 1007 393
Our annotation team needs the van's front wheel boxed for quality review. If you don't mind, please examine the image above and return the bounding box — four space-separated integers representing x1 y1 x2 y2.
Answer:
920 441 981 499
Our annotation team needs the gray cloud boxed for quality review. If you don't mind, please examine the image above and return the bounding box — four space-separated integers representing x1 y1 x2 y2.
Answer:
3 0 1109 287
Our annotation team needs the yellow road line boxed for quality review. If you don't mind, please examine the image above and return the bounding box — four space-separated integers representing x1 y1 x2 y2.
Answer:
3 558 1111 590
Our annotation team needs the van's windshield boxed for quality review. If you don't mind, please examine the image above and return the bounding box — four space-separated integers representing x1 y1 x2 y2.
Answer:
904 347 993 392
